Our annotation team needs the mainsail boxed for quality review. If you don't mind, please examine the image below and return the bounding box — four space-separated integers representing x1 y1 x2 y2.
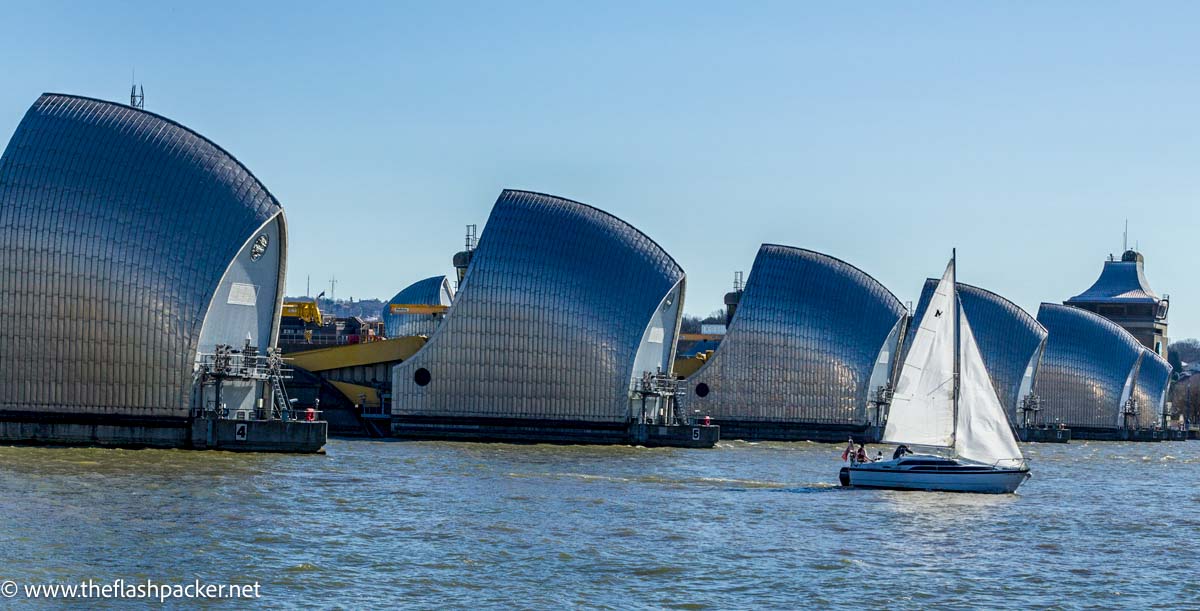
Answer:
881 260 957 448
956 309 1025 465
882 254 1025 465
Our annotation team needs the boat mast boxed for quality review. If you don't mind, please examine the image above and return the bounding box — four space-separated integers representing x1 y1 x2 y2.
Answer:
951 248 960 450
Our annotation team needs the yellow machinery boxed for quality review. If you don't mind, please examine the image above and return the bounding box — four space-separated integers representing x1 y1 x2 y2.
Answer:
678 333 724 342
674 333 723 379
328 380 382 411
282 300 323 325
287 336 427 373
673 351 715 379
388 303 450 316
286 336 428 422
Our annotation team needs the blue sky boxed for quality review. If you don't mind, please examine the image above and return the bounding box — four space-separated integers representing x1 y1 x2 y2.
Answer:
2 2 1197 337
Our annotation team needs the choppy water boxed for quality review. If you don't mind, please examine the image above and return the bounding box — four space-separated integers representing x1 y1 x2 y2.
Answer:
1 439 1198 608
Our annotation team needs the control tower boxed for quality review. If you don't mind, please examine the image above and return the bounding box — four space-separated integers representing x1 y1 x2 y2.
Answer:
1065 249 1169 357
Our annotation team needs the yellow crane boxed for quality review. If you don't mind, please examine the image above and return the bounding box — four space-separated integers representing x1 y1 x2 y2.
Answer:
282 301 323 325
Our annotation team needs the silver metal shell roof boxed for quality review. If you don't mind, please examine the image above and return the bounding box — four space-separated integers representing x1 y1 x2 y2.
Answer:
0 93 283 418
382 275 454 338
1034 303 1145 429
1066 259 1159 304
679 245 906 424
1131 348 1172 428
391 190 685 423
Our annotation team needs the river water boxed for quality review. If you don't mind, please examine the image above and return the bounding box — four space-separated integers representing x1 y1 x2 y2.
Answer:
1 439 1197 608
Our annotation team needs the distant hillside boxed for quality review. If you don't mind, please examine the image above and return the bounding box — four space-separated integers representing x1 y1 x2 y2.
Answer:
681 308 727 333
1169 338 1200 373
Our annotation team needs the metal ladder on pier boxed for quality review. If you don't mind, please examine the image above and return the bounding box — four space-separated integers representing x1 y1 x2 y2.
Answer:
266 348 292 419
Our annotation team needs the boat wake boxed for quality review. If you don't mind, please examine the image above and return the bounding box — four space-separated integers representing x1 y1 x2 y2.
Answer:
773 483 844 494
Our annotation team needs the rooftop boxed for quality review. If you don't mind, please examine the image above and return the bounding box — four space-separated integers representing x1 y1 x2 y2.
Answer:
1066 250 1161 305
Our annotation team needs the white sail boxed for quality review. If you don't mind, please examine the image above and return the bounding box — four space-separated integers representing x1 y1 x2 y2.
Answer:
956 308 1025 465
881 260 956 448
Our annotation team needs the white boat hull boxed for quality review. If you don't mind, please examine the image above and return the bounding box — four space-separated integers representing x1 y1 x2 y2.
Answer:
841 456 1030 494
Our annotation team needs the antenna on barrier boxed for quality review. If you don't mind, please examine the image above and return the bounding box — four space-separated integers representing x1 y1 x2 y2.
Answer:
465 224 478 252
130 69 144 109
724 271 745 327
454 225 478 291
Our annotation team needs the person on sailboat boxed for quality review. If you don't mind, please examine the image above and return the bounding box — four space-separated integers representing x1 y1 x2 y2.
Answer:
892 445 912 460
855 445 868 464
841 437 855 462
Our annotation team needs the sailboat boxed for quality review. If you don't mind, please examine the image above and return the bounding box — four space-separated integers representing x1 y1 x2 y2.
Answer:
840 252 1031 494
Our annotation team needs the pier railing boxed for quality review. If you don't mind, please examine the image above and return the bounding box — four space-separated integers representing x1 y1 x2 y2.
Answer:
194 343 301 421
281 409 323 423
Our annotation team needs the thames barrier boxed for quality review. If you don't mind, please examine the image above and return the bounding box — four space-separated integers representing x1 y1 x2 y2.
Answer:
0 93 1189 450
5 5 1200 606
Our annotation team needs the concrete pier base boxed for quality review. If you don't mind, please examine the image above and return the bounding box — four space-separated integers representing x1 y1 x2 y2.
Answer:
0 411 326 453
1017 427 1071 443
705 420 880 443
391 415 719 448
0 417 189 449
1069 427 1166 442
631 423 719 448
392 416 630 444
189 418 327 453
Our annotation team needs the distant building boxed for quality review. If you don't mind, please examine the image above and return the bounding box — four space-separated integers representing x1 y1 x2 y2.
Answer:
675 320 725 361
279 311 379 353
1065 250 1169 357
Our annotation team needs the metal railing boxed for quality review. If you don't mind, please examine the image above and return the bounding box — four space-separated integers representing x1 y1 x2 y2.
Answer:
280 409 323 423
194 343 300 421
